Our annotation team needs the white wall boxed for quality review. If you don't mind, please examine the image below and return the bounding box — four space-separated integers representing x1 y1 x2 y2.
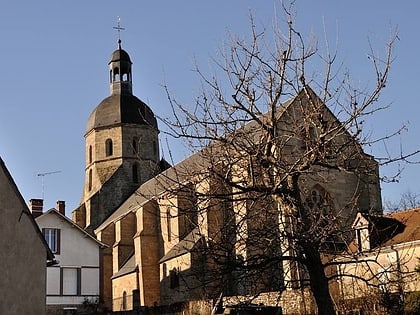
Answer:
37 211 102 306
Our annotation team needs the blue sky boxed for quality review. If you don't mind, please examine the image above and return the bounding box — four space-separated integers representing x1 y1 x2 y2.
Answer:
1 1 419 216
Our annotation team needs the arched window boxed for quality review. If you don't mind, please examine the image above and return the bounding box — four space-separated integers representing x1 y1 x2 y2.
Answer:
88 169 92 191
88 145 92 164
113 67 120 82
105 139 113 156
132 164 139 183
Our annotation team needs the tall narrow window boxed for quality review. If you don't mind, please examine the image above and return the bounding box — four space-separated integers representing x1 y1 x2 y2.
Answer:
88 145 92 164
166 208 172 242
43 228 60 254
132 164 139 183
113 67 120 82
105 139 113 156
88 169 92 191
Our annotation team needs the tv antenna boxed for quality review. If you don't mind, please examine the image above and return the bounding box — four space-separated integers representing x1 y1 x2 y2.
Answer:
37 170 61 200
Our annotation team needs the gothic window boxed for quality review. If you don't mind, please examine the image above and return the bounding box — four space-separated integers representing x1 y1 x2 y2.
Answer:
132 164 139 183
303 184 336 248
105 138 113 156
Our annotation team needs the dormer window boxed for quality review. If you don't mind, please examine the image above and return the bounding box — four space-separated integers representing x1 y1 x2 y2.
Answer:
352 213 371 252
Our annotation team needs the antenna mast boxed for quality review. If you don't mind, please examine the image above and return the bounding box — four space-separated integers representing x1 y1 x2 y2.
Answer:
37 170 61 200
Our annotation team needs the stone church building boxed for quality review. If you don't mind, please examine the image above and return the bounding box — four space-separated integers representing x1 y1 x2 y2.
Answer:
72 40 383 313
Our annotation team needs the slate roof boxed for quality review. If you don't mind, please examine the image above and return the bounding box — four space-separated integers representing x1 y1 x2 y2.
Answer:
86 94 158 134
159 228 205 263
111 253 137 279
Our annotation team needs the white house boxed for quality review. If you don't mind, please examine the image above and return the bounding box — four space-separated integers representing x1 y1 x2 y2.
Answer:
336 208 420 313
31 199 106 314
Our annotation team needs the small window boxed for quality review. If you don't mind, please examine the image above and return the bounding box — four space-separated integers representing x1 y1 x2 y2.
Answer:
166 208 172 242
43 228 60 254
170 268 180 288
105 139 113 156
88 145 92 164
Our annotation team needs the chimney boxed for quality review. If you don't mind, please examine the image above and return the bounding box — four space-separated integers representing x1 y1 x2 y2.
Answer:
56 200 66 216
29 199 43 218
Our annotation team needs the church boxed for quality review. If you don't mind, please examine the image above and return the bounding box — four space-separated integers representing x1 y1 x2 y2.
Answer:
72 38 383 314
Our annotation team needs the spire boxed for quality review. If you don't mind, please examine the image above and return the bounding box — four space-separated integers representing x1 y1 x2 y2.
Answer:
113 16 125 48
109 17 132 95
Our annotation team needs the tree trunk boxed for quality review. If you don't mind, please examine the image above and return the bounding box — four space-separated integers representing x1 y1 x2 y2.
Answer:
302 243 336 315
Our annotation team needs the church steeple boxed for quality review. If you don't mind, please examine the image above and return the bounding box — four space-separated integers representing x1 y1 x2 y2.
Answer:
73 35 161 233
109 39 133 95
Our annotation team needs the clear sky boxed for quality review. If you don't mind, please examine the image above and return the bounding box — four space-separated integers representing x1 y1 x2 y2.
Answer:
1 1 419 216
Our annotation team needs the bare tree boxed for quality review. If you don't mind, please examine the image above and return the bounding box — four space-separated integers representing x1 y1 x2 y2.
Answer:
156 2 418 314
384 190 420 212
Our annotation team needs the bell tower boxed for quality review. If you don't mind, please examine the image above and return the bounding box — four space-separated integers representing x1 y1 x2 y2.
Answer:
109 39 133 95
72 39 160 233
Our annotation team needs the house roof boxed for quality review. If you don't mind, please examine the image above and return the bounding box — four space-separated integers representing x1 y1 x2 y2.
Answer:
349 208 420 253
383 208 420 246
0 157 55 265
38 209 108 248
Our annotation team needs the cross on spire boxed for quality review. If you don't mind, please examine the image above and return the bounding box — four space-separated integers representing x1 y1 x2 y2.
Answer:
113 16 125 48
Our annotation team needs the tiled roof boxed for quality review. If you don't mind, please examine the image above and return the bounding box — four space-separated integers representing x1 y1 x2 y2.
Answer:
383 208 420 246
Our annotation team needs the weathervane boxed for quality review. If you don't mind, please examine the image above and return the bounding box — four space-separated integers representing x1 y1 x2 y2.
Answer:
113 16 125 46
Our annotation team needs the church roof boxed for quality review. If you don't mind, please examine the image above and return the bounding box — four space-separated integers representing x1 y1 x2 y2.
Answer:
85 94 158 133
